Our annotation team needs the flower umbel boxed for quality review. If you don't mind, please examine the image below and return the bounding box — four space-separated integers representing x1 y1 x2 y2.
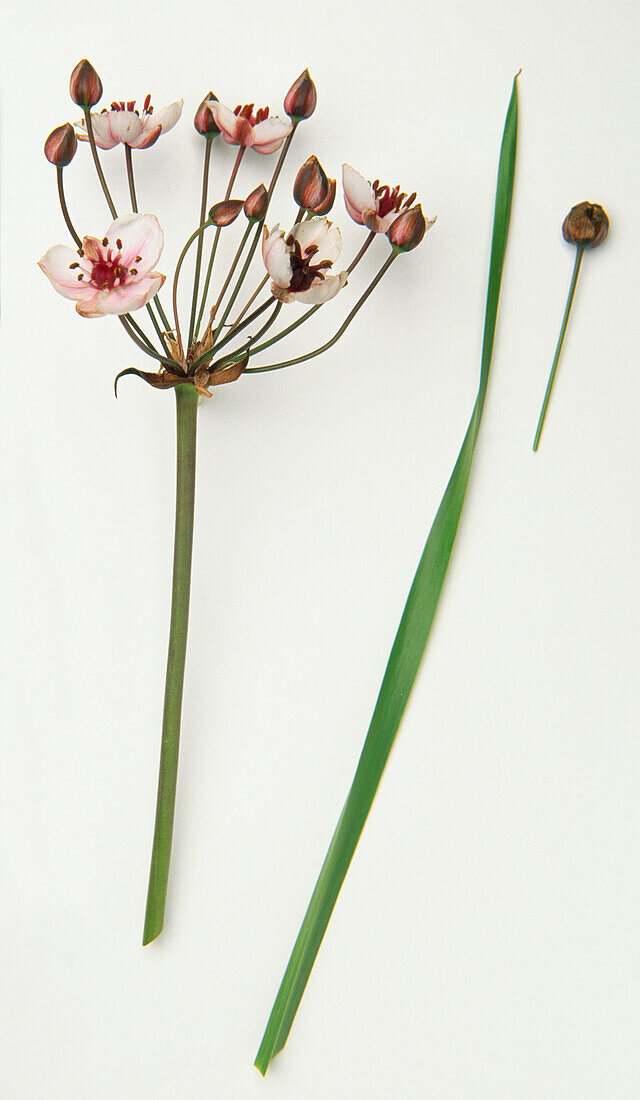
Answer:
39 213 165 317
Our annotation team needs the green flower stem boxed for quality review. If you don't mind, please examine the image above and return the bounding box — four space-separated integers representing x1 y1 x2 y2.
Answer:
210 222 262 345
532 244 585 451
83 107 117 219
124 144 139 213
56 166 82 247
143 383 199 945
188 137 214 348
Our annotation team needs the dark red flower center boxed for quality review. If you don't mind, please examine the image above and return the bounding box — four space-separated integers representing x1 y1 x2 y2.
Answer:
372 179 417 218
233 103 269 127
104 94 154 117
286 238 333 293
70 237 133 290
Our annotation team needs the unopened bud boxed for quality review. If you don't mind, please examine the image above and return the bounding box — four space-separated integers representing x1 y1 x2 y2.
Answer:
284 69 317 121
208 199 245 226
562 201 609 249
388 205 429 252
244 184 269 222
312 176 336 215
69 59 103 108
293 155 330 212
194 92 220 137
44 122 77 167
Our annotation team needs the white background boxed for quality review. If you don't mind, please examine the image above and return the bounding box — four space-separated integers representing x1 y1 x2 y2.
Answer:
1 0 639 1096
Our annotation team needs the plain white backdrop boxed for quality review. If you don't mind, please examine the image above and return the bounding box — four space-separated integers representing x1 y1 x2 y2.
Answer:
1 0 639 1096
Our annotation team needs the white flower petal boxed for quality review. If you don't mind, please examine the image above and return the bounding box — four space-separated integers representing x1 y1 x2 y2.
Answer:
342 164 376 225
152 99 183 134
104 214 164 276
207 100 242 142
250 116 293 153
108 111 144 145
291 217 342 264
75 290 110 317
262 225 292 287
275 270 348 305
76 113 120 150
38 244 93 300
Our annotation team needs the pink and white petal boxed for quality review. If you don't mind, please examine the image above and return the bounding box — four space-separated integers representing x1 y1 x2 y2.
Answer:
76 289 110 317
153 99 183 134
129 123 162 149
104 214 164 275
275 270 348 305
207 100 243 142
250 116 293 153
107 111 144 145
82 113 120 150
81 236 105 264
92 273 165 315
262 226 292 287
376 210 402 233
342 164 376 223
292 217 342 264
38 244 93 300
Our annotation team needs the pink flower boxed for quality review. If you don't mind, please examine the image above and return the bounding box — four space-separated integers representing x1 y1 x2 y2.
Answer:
262 217 348 304
206 99 292 154
38 213 165 318
342 164 418 234
76 96 183 150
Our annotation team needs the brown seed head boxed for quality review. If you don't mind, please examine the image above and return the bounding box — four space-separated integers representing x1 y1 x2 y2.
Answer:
208 199 245 226
44 122 77 167
388 205 428 252
69 59 103 108
562 201 609 248
244 184 269 222
293 155 330 212
284 69 317 121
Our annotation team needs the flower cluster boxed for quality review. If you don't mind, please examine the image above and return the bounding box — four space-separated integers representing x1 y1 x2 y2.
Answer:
40 59 434 395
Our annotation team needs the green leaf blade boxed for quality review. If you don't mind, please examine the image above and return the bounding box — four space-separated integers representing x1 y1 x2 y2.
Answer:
255 74 520 1076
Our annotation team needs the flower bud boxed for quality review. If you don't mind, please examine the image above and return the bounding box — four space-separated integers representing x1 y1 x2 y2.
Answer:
244 184 269 222
69 59 103 108
388 205 429 252
284 69 317 121
194 92 220 137
44 122 77 167
312 176 336 215
208 199 245 226
293 155 330 212
562 201 609 248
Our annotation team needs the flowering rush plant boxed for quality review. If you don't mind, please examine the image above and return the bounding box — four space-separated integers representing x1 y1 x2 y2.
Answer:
40 59 433 948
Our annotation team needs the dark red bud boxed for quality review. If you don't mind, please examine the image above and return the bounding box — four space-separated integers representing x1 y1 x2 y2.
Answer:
284 69 317 121
562 201 609 248
387 205 428 252
311 176 336 215
293 154 330 211
244 184 269 222
44 122 77 167
194 92 220 137
69 59 103 108
208 199 245 226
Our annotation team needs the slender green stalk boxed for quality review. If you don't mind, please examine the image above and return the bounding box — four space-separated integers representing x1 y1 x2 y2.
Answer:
83 108 117 218
188 138 214 348
210 222 261 344
143 384 199 945
532 245 584 451
56 167 82 247
255 73 519 1076
125 144 139 213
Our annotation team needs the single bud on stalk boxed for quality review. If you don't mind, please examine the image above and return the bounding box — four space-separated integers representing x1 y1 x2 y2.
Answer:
284 69 317 121
208 199 245 226
293 155 331 212
388 205 428 252
312 176 336 215
194 92 220 137
532 200 610 451
44 122 77 166
562 201 609 249
244 184 269 223
69 59 103 108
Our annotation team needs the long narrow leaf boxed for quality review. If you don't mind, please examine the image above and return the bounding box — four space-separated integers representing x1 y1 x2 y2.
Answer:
255 75 519 1075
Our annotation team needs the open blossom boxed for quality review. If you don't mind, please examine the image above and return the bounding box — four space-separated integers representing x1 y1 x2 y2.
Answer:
262 217 348 304
206 100 292 154
342 164 420 234
76 96 183 150
38 213 165 318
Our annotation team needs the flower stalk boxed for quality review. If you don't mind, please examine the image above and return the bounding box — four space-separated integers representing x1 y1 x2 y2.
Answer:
532 244 584 451
143 383 199 945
